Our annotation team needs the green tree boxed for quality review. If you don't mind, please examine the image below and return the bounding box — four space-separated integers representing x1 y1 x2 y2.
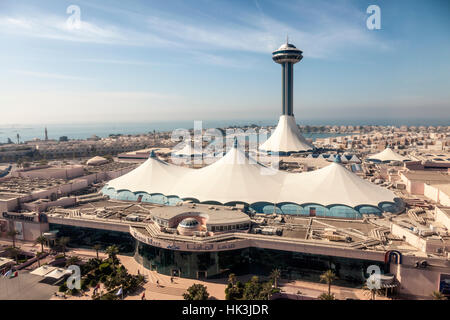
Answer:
270 268 281 288
320 270 337 296
36 251 43 267
183 283 209 300
260 280 277 300
431 291 447 300
35 235 47 253
225 282 244 300
93 244 102 260
7 230 19 248
58 237 70 258
66 255 82 267
318 293 336 300
243 276 263 300
105 245 119 266
228 273 236 286
6 246 21 263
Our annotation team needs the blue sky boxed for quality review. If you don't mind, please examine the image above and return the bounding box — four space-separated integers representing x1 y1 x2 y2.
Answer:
0 0 449 125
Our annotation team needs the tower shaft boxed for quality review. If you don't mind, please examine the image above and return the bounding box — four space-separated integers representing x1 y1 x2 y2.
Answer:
281 62 294 116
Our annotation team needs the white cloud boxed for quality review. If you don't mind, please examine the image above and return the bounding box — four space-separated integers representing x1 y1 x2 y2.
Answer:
0 1 390 60
12 70 90 81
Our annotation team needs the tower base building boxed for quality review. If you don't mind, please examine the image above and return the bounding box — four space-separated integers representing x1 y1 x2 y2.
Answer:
259 114 313 154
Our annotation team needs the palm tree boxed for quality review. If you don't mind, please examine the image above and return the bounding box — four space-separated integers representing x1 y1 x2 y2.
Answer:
93 244 102 260
35 235 47 253
7 230 19 248
362 276 385 301
66 255 82 267
362 283 378 300
6 246 21 263
431 291 447 300
36 251 43 267
228 273 236 286
270 269 281 288
58 237 70 258
105 245 119 266
320 270 337 296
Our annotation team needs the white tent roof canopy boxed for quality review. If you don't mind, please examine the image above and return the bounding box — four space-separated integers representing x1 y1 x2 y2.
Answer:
44 268 72 280
0 257 14 268
259 115 313 152
172 142 204 156
86 156 108 166
368 148 410 162
30 265 57 277
105 142 398 208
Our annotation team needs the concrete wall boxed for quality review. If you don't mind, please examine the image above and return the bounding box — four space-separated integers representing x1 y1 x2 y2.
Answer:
391 223 450 254
0 219 49 242
424 184 450 206
424 183 440 203
400 173 424 195
391 262 447 299
435 207 450 230
391 223 427 252
0 198 19 212
47 216 132 233
13 166 84 180
21 197 76 212
20 221 49 241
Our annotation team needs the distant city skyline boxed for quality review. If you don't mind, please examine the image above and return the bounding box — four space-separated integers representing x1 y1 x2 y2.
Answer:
0 0 449 125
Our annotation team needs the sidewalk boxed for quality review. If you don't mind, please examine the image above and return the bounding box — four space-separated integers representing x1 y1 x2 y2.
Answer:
2 239 385 300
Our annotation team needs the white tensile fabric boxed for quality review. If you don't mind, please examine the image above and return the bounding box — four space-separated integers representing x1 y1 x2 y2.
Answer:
106 154 191 195
349 155 361 163
86 156 108 166
173 142 204 156
368 148 409 162
259 115 313 152
105 144 397 207
30 265 56 277
340 155 349 163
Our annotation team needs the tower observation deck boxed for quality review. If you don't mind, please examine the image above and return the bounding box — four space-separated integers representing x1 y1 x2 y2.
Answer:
272 41 303 116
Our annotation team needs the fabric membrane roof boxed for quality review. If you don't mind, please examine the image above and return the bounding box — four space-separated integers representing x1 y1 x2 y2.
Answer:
368 148 410 162
259 115 313 152
105 142 397 208
173 142 204 156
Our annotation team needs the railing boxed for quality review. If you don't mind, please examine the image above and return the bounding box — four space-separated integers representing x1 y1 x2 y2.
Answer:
140 222 384 253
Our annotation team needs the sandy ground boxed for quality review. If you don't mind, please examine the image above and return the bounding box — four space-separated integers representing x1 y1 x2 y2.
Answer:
2 240 386 300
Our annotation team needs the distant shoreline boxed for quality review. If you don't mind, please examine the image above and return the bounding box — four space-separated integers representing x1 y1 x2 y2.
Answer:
0 120 448 144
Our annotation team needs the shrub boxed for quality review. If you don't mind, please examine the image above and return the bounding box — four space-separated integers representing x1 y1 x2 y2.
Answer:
100 292 118 300
318 293 336 300
80 279 88 291
89 279 98 288
99 262 112 275
59 283 68 292
183 284 209 300
68 288 79 296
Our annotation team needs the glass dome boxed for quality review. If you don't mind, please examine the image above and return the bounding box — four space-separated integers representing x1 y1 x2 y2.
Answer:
179 218 200 228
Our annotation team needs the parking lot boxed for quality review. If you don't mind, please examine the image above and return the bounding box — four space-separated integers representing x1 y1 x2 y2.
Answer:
0 271 57 300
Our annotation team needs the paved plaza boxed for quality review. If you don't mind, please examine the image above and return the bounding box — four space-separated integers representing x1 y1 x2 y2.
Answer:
2 241 385 300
